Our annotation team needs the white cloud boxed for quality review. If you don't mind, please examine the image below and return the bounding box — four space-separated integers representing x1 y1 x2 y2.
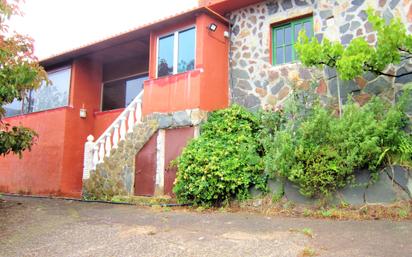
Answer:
10 0 198 59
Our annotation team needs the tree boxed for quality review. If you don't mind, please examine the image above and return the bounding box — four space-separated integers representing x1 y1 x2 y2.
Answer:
0 0 48 157
295 9 412 115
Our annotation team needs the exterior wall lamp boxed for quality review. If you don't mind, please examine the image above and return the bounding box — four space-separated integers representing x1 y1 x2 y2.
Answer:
208 23 218 32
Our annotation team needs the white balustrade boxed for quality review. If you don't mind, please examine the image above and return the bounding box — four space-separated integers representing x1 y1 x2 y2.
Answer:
105 133 112 157
120 117 127 141
135 100 142 124
82 135 95 180
127 108 135 133
98 141 105 163
83 91 144 177
113 124 119 149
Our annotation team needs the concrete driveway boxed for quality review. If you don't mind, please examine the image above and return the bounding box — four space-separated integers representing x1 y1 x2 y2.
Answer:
0 196 411 257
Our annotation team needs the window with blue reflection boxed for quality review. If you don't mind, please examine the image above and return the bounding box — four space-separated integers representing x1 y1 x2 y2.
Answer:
102 74 148 111
157 34 175 77
125 76 146 106
157 26 196 77
178 27 195 73
4 99 22 117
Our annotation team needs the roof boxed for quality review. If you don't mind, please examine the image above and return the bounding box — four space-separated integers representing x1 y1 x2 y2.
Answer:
40 6 229 68
201 0 264 15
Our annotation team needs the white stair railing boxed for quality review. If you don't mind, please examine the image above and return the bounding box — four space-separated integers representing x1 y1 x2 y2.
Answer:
83 91 144 175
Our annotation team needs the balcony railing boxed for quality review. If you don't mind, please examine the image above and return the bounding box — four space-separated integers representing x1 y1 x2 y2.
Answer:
83 91 143 179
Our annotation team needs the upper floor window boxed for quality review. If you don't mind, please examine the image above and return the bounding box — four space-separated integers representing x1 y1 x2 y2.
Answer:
157 27 196 77
272 16 313 65
102 74 148 111
4 66 71 117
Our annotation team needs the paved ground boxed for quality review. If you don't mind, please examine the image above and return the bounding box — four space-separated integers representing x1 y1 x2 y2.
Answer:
0 196 411 257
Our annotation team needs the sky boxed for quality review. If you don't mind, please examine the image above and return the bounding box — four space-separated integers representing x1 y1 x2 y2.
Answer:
9 0 198 59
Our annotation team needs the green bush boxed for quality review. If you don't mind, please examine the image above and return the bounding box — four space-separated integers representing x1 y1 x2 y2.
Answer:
263 92 412 198
173 105 266 206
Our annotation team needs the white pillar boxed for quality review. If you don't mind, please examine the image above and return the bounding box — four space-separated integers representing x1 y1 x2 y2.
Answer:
112 124 119 149
105 133 112 157
127 108 135 133
83 135 94 180
155 129 166 196
98 141 105 163
194 125 201 138
135 100 142 124
120 117 127 141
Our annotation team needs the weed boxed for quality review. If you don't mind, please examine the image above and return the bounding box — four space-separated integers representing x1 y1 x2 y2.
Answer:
219 207 228 213
271 192 283 203
303 208 313 217
299 247 317 257
162 207 172 212
196 206 206 212
283 201 295 209
301 228 314 238
320 208 334 218
398 209 409 219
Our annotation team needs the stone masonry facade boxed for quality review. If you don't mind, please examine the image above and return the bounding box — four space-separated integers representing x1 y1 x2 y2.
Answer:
83 109 207 200
229 0 412 114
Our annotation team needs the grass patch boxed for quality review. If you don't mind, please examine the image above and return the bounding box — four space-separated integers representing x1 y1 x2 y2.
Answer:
299 247 317 257
225 196 412 221
110 195 176 206
301 228 314 238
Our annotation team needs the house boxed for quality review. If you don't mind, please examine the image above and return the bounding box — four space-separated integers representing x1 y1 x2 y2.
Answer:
1 0 411 199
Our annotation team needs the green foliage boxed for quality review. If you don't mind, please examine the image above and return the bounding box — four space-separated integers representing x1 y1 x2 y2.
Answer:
262 89 412 198
0 0 48 157
173 105 266 206
398 208 409 219
0 123 37 157
296 8 412 80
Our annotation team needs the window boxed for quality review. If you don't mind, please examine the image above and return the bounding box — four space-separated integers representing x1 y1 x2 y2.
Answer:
272 16 313 65
102 74 147 111
4 67 71 117
24 67 71 113
157 27 195 77
4 99 23 117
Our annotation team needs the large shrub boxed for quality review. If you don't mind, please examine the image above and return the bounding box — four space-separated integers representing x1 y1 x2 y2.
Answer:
263 91 412 198
173 105 266 206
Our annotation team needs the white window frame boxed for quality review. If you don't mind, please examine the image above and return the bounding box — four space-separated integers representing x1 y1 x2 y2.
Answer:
156 25 196 78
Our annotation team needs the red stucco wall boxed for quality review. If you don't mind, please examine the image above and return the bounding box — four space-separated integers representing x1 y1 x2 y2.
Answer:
142 13 229 115
0 108 68 195
197 13 229 111
0 58 103 198
59 58 102 197
93 109 124 139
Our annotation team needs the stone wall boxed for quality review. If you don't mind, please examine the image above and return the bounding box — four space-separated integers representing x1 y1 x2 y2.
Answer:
82 109 208 200
229 0 412 113
258 166 412 205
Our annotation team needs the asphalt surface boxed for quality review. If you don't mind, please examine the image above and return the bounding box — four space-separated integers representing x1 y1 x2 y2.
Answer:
0 196 411 257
